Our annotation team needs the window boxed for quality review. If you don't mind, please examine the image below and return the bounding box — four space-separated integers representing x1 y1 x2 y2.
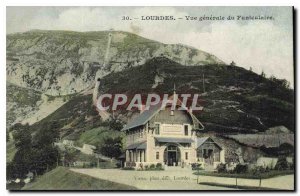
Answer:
155 123 160 135
185 152 188 160
184 125 189 136
156 152 159 160
129 151 132 162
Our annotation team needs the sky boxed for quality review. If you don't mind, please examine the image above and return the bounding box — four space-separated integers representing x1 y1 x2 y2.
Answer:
6 6 294 86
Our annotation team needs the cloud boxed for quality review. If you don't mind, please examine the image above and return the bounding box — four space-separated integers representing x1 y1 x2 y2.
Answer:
6 7 294 86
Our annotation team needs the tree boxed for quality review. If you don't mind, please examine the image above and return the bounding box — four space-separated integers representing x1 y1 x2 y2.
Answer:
31 121 60 173
33 121 60 148
261 70 266 78
230 61 236 66
9 121 61 179
102 118 124 131
11 127 33 178
97 137 123 159
12 124 31 150
269 75 290 89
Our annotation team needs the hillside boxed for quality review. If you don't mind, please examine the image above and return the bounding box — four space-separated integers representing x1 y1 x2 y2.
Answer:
6 30 294 141
99 57 294 133
6 83 69 127
7 30 224 96
23 57 294 141
22 167 137 190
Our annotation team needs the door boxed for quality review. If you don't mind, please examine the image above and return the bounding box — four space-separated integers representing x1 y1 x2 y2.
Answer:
168 151 177 166
164 145 180 166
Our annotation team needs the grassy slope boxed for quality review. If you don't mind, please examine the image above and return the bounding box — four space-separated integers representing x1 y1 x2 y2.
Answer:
100 57 294 133
75 127 122 147
23 167 137 190
9 57 294 147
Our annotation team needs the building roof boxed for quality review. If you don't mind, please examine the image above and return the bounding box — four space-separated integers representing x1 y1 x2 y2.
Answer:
196 137 222 149
154 137 194 144
127 141 147 150
196 137 209 147
122 104 161 131
121 95 204 131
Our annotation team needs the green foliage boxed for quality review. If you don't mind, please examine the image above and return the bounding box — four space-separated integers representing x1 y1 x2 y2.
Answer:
191 163 203 170
149 164 155 169
275 156 289 170
230 61 236 66
102 118 124 131
8 121 60 179
100 56 294 133
97 161 117 169
234 164 248 174
156 163 162 169
96 137 123 159
261 70 266 78
216 163 227 173
75 127 122 147
33 121 60 148
122 167 135 170
12 124 31 150
251 165 267 176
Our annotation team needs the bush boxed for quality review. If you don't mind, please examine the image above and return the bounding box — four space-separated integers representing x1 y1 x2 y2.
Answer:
122 167 135 170
156 163 162 169
234 164 248 174
191 163 202 170
275 156 289 170
116 162 121 168
216 163 227 173
251 165 266 176
149 164 155 169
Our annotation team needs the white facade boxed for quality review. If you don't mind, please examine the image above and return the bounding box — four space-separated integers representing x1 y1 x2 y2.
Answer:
123 104 225 169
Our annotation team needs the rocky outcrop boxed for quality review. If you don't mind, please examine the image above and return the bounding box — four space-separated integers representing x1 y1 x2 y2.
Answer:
7 30 224 96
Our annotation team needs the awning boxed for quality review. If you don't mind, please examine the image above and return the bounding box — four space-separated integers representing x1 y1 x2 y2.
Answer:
126 141 147 150
154 137 194 144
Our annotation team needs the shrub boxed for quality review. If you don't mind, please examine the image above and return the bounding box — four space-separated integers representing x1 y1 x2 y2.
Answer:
234 164 248 174
122 167 135 170
116 162 121 168
191 163 202 170
125 162 136 168
156 163 162 169
216 163 227 173
275 156 289 170
149 164 155 169
251 165 266 176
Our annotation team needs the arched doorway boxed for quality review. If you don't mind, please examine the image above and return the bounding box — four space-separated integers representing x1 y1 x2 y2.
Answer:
164 145 181 166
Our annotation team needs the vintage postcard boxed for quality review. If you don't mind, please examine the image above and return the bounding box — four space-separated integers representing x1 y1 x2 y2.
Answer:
6 6 295 191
